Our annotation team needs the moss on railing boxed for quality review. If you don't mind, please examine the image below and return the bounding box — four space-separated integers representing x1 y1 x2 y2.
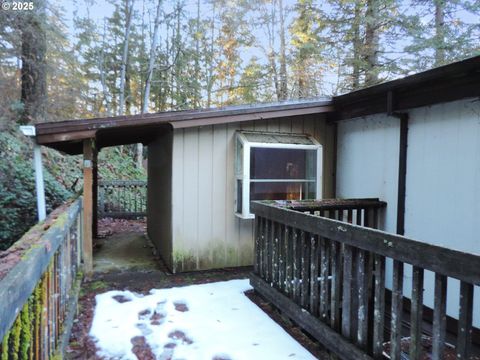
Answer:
0 197 83 359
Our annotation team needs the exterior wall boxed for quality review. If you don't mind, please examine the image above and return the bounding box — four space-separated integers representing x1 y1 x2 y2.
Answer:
336 113 400 233
336 98 480 326
169 114 335 272
147 130 173 269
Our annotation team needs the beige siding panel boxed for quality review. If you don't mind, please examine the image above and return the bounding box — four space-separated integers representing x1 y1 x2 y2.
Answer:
170 114 332 272
197 126 214 268
211 124 228 265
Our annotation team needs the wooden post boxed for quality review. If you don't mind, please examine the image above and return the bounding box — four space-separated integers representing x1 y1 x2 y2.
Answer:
92 146 98 238
83 139 94 276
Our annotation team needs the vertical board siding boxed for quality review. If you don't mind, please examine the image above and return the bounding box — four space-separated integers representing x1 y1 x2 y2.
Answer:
335 99 480 327
166 115 332 272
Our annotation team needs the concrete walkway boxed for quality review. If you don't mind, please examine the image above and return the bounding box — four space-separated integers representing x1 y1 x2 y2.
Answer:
93 232 163 273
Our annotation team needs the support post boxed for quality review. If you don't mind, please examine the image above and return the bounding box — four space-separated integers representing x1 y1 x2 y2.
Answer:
83 139 94 276
92 147 98 238
33 143 46 221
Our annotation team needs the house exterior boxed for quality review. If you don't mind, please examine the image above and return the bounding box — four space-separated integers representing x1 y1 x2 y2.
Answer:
34 55 479 286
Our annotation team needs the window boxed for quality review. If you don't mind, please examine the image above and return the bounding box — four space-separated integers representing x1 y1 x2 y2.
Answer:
235 131 323 219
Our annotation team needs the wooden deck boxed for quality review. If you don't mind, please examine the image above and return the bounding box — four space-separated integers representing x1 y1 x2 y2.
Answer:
250 198 480 360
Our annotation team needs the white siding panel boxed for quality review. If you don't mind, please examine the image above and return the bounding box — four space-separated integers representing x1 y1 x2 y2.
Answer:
336 114 400 233
405 99 480 325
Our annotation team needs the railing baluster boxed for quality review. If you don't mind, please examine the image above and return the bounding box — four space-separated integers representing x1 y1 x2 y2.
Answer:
390 260 404 360
300 231 310 309
272 222 278 286
373 254 385 359
254 216 261 274
278 223 285 291
259 217 265 278
457 281 474 359
431 273 447 360
293 229 301 302
342 244 353 339
319 237 330 322
410 266 424 360
356 249 369 349
285 226 292 296
265 219 271 282
309 235 319 316
330 240 342 331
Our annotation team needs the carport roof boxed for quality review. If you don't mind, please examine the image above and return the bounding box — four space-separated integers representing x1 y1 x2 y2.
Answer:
35 99 333 155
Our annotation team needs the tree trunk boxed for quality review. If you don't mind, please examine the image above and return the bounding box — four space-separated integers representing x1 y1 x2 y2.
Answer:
206 3 215 108
119 0 134 116
137 0 162 170
364 0 379 87
20 1 47 124
278 0 288 100
434 0 446 66
194 0 201 108
351 0 362 90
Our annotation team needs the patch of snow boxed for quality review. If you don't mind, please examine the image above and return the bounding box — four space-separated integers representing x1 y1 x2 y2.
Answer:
90 279 316 360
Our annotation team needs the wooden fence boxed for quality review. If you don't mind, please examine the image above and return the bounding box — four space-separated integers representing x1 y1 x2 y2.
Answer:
98 180 147 219
0 197 83 360
251 199 480 360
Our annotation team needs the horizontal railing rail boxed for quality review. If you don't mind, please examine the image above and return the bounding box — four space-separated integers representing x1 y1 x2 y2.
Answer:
98 180 147 219
251 199 480 360
0 197 83 360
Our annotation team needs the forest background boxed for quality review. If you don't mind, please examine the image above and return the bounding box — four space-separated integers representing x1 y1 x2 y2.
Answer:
0 0 478 249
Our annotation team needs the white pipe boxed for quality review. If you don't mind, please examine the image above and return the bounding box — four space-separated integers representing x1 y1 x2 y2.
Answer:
33 143 46 221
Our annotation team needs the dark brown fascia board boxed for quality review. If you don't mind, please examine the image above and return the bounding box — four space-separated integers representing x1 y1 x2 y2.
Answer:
333 55 480 120
35 100 333 137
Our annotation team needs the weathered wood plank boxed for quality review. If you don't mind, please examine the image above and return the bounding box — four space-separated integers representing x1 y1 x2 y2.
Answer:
285 226 293 296
431 273 447 360
300 231 310 309
342 244 354 339
293 229 301 302
373 254 385 359
319 237 330 322
457 281 474 359
410 266 424 360
309 234 319 316
330 241 342 331
356 250 369 349
390 260 404 360
250 274 373 360
254 216 261 274
251 202 480 284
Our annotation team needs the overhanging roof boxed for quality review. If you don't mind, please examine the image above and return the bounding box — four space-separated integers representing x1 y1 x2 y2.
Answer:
34 55 480 154
35 100 333 154
333 55 480 120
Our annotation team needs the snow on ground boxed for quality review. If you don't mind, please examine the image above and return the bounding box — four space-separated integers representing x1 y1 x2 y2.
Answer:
90 279 316 360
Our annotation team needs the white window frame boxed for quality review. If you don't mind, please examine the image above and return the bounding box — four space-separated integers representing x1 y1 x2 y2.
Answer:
235 131 323 219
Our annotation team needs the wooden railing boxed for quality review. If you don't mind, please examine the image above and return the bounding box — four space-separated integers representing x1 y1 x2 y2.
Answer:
251 199 480 360
0 197 83 360
98 180 147 219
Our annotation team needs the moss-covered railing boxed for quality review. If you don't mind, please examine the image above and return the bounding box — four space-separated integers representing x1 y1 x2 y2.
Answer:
0 197 83 360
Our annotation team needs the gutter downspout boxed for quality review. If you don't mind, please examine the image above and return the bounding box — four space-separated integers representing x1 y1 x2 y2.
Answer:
20 126 47 221
387 91 409 236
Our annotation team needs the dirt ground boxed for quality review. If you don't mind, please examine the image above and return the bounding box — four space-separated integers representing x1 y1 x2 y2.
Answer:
66 219 329 359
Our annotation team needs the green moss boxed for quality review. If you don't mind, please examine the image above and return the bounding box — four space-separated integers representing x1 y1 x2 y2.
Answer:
88 280 108 291
9 313 21 360
1 330 10 360
19 301 31 359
